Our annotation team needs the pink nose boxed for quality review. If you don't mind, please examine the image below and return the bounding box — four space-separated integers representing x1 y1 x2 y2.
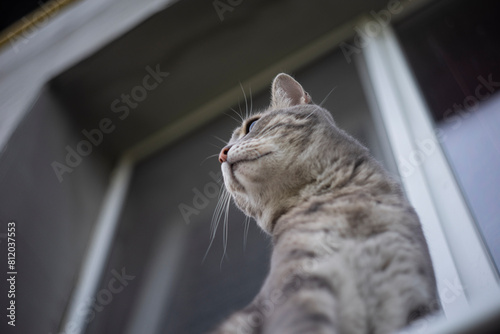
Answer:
219 146 231 163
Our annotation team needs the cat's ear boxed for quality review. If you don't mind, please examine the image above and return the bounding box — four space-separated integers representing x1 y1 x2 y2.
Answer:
270 73 312 109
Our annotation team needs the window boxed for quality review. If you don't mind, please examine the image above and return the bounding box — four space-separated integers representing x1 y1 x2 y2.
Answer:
395 0 500 273
360 0 500 322
4 0 500 333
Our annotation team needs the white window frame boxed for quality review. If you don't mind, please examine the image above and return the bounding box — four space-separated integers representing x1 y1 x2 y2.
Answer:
360 21 500 320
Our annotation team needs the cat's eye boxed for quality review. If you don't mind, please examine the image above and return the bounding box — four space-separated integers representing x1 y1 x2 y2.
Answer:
245 118 259 134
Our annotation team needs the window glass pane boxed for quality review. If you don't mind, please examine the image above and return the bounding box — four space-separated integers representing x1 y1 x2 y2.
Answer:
395 0 500 273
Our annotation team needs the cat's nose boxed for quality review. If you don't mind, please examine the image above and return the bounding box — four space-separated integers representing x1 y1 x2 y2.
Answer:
219 145 232 163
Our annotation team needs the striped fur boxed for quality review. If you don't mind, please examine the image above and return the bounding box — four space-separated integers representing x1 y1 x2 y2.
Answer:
213 74 439 334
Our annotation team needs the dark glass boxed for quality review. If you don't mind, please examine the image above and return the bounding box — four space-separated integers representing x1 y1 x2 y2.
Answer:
395 0 500 273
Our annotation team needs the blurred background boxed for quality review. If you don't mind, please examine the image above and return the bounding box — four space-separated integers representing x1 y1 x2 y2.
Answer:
0 0 499 333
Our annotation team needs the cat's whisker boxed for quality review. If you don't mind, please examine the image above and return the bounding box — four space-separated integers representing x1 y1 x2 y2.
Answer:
249 86 254 116
243 215 250 251
319 86 337 107
200 153 220 166
225 110 243 124
203 186 230 262
208 143 223 151
200 139 228 165
213 135 229 146
209 143 222 149
213 174 224 184
237 99 246 122
305 110 316 120
211 188 229 237
202 223 217 263
230 107 245 123
220 190 232 267
239 82 249 119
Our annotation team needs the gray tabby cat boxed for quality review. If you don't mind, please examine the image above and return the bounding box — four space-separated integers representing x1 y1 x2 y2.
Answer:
213 73 439 334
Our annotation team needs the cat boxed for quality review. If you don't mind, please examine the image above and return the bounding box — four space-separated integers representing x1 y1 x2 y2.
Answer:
212 73 439 334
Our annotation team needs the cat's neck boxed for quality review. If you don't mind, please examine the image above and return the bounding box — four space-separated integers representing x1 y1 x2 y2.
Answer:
258 154 403 236
317 154 401 199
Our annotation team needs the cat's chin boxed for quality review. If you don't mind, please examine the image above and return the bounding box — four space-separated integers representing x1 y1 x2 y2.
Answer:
221 161 245 194
221 154 269 193
221 161 267 218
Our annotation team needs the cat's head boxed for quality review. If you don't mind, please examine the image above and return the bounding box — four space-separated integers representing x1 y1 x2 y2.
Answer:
219 73 363 234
